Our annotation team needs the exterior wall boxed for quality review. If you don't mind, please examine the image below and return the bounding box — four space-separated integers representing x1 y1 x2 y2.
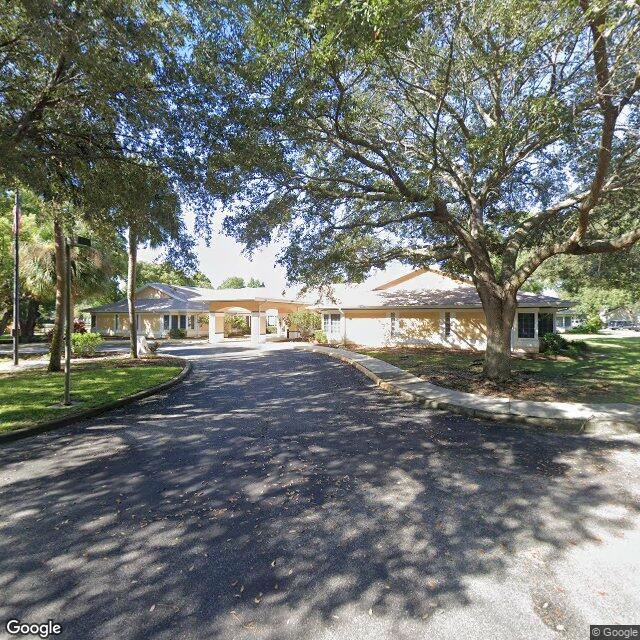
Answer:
330 307 556 353
344 309 388 346
397 310 441 345
91 312 208 338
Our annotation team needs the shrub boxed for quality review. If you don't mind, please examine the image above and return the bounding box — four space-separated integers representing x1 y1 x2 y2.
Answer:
73 319 87 334
567 316 603 334
266 325 277 334
313 330 328 344
539 332 570 355
147 341 160 354
285 310 321 340
224 314 249 336
168 328 186 339
71 332 103 357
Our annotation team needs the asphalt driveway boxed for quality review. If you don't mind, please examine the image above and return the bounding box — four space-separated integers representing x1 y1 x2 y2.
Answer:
0 342 639 640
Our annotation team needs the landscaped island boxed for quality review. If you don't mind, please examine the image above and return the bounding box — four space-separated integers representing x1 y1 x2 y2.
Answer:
361 338 639 405
0 358 182 432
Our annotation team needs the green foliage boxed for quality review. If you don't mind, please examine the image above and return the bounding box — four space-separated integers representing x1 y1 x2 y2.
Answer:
539 333 570 355
567 316 604 334
224 314 249 336
285 310 321 340
137 261 212 289
203 0 640 381
218 276 246 289
313 330 328 344
0 1 208 198
539 332 589 357
0 188 126 315
168 328 186 339
71 332 103 357
217 276 265 289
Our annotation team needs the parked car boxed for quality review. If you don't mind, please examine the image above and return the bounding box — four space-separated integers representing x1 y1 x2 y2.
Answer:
608 320 635 330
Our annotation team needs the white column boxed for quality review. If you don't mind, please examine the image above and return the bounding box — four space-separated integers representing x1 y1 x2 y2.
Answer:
209 312 224 343
251 311 267 344
277 313 287 337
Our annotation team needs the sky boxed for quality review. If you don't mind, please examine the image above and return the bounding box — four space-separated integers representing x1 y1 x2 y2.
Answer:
137 205 411 291
137 207 291 289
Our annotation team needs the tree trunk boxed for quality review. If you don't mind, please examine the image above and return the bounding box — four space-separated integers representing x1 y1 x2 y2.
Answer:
19 297 39 342
48 214 66 372
127 226 138 359
480 291 517 382
0 309 11 336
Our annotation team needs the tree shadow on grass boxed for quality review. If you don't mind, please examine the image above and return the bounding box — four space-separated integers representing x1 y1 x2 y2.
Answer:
0 348 638 639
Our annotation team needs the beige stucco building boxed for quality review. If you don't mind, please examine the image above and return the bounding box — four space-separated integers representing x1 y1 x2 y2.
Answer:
86 283 308 343
313 268 572 353
87 284 212 339
87 269 571 352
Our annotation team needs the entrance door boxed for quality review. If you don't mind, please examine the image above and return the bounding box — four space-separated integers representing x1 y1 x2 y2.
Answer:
538 312 554 337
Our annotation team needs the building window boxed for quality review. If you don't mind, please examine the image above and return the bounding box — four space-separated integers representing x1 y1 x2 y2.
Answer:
538 312 554 336
163 315 170 331
114 314 119 331
323 313 341 338
188 315 195 330
517 312 535 339
179 314 187 330
171 315 178 330
444 312 451 337
90 314 96 329
390 312 396 337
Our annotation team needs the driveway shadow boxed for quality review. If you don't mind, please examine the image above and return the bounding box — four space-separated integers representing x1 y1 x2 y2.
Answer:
0 349 638 639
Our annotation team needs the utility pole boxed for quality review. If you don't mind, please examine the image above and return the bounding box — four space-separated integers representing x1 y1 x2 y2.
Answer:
63 236 92 406
63 238 72 405
12 189 20 366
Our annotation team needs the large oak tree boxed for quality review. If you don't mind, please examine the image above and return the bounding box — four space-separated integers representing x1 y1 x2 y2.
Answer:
203 0 640 380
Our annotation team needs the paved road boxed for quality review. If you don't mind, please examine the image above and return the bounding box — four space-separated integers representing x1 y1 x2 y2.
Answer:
1 343 639 640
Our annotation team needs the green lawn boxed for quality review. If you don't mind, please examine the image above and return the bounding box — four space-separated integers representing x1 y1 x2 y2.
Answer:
361 338 640 404
0 363 181 432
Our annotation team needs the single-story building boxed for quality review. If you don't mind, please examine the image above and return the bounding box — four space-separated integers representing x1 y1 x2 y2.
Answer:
313 268 573 352
86 283 212 338
87 268 572 351
86 282 309 342
555 309 586 333
600 305 640 328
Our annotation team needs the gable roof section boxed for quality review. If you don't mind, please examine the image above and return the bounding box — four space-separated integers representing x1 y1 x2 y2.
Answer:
315 269 573 310
85 282 212 313
373 267 469 291
86 283 310 313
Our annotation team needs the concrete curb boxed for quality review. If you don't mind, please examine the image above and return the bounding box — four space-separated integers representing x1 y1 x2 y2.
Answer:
0 358 191 445
296 345 640 436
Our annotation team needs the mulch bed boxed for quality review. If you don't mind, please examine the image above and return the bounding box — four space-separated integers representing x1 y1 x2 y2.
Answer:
358 346 599 402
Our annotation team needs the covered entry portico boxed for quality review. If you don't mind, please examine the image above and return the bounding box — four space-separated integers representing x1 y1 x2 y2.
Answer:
204 291 306 344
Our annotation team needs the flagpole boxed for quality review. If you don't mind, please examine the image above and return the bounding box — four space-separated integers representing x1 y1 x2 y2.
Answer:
13 189 20 366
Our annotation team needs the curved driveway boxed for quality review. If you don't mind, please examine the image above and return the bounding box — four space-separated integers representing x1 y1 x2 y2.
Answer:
1 343 639 640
